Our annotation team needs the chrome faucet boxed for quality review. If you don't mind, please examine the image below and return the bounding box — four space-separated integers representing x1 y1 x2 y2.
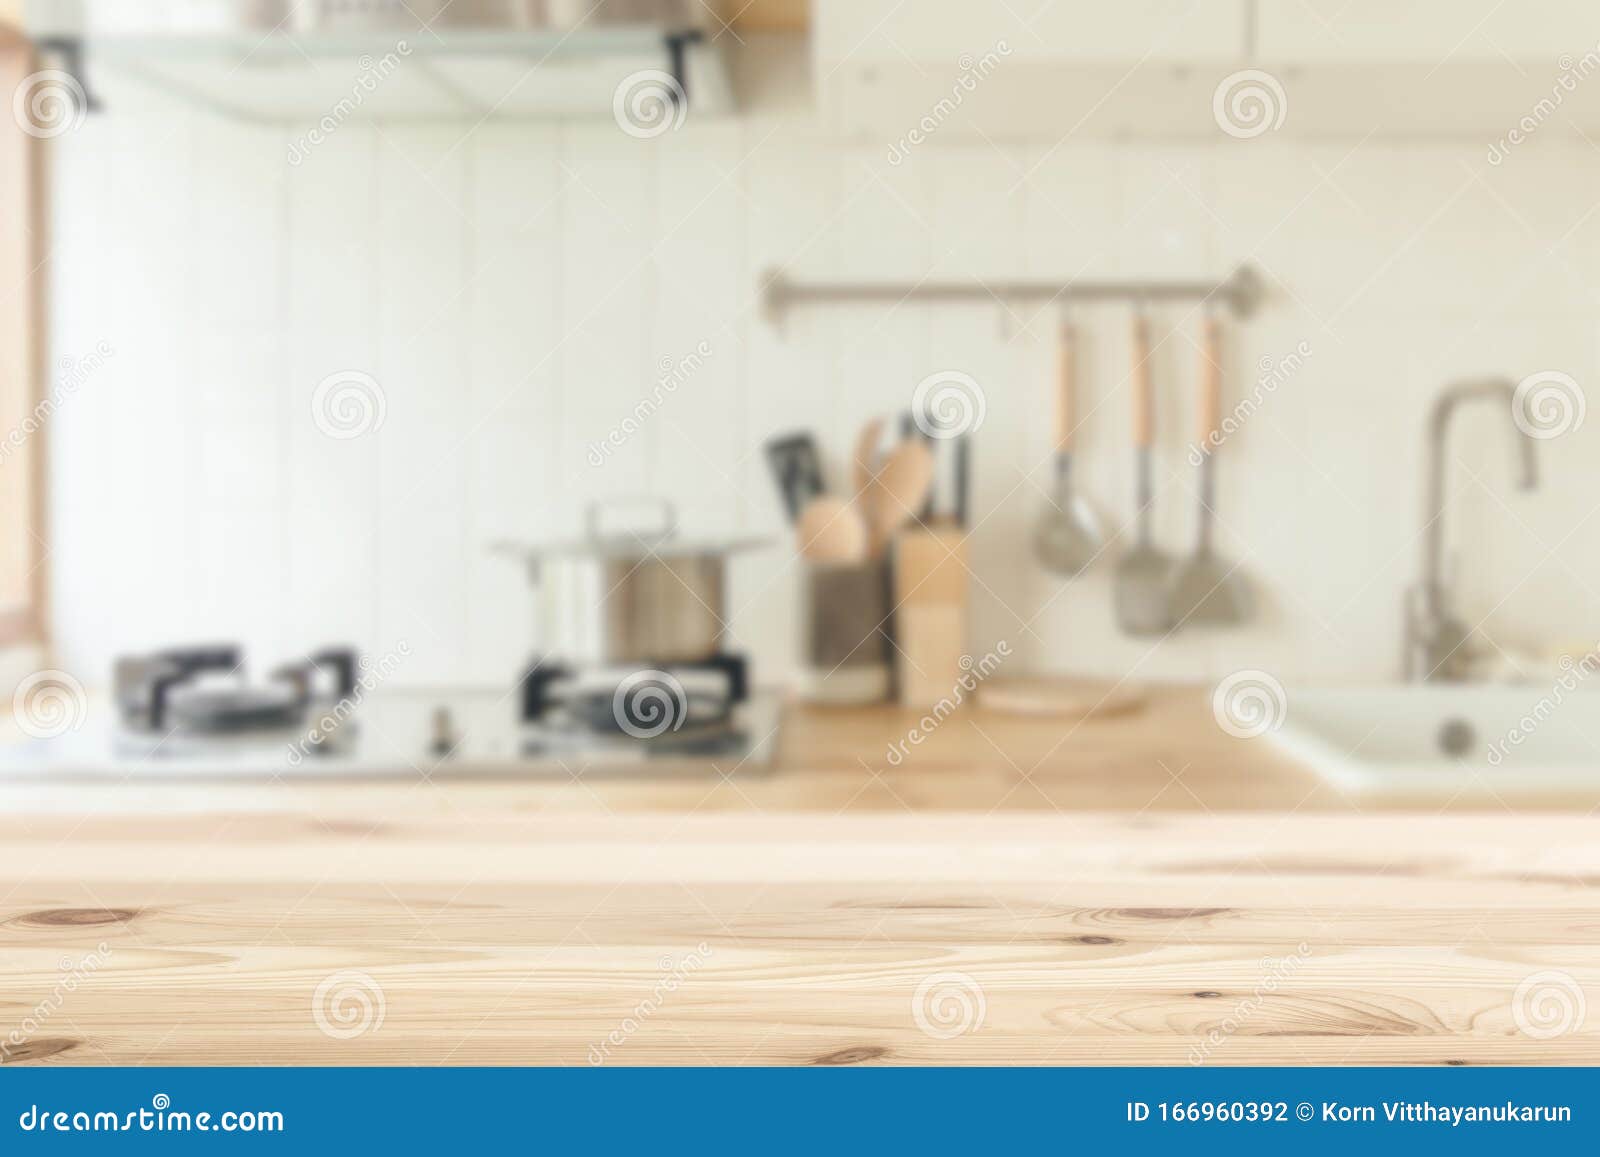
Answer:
1404 378 1539 681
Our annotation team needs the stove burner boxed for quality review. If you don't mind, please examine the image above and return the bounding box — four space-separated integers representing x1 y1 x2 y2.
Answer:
517 653 752 757
114 644 361 736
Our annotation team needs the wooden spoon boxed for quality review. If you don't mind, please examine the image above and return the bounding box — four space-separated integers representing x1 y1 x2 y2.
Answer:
852 417 885 497
797 496 869 563
867 438 935 556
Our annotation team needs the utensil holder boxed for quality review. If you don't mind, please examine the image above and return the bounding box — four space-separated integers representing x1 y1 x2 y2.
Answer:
894 526 970 709
799 561 890 704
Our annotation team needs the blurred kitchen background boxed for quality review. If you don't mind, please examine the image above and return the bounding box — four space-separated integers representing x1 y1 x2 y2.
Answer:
3 0 1600 787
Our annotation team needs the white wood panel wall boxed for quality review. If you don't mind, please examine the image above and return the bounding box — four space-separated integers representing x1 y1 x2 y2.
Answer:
46 75 1600 691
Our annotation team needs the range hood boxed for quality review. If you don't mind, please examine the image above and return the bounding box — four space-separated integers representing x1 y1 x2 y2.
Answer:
26 0 734 123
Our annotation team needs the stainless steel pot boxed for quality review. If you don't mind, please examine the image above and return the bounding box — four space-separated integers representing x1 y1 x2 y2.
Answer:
494 499 766 666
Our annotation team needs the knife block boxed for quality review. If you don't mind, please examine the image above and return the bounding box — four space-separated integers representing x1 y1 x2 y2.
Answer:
892 525 970 709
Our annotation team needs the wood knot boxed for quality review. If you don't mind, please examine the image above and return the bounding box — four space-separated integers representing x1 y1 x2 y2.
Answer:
1192 991 1224 999
811 1046 889 1066
1064 935 1120 945
14 908 138 929
1116 908 1229 921
1445 1059 1469 1066
1 1038 80 1064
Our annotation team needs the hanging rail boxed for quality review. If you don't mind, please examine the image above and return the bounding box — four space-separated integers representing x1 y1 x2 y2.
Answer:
760 263 1265 323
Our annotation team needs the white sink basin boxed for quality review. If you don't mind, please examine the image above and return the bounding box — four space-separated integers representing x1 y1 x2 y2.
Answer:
1267 684 1600 794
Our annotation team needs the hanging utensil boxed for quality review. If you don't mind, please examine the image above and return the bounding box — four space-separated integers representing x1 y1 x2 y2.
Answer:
1170 315 1254 625
1113 310 1176 635
1033 317 1103 574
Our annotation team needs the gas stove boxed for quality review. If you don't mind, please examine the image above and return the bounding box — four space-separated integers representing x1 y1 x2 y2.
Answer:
0 648 777 781
111 644 363 759
516 653 773 764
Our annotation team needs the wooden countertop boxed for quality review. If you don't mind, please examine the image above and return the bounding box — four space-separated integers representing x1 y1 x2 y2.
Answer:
1 695 1597 1066
3 690 1590 814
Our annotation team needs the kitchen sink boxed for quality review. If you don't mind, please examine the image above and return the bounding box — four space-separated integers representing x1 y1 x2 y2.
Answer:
1267 684 1600 795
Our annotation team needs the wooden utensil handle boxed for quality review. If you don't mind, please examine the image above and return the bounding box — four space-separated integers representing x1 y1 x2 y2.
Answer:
1131 314 1153 449
1055 320 1076 451
1199 316 1222 441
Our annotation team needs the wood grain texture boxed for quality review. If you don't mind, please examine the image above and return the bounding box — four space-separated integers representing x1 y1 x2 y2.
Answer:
2 811 1599 1066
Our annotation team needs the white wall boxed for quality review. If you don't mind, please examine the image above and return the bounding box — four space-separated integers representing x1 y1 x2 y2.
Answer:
47 72 1600 690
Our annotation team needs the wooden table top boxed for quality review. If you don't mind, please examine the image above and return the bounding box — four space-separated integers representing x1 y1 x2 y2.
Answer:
1 695 1596 1066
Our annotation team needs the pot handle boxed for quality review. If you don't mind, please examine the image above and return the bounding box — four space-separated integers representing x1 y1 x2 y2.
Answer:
585 497 678 546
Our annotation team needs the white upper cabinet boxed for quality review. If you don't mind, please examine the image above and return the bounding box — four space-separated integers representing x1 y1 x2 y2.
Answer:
1258 0 1597 62
815 0 1246 64
813 0 1600 139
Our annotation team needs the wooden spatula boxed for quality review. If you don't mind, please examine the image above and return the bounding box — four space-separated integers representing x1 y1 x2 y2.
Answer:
867 438 935 556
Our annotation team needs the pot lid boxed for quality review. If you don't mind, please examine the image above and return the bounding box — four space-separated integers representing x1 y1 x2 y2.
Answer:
492 532 769 561
490 498 769 561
